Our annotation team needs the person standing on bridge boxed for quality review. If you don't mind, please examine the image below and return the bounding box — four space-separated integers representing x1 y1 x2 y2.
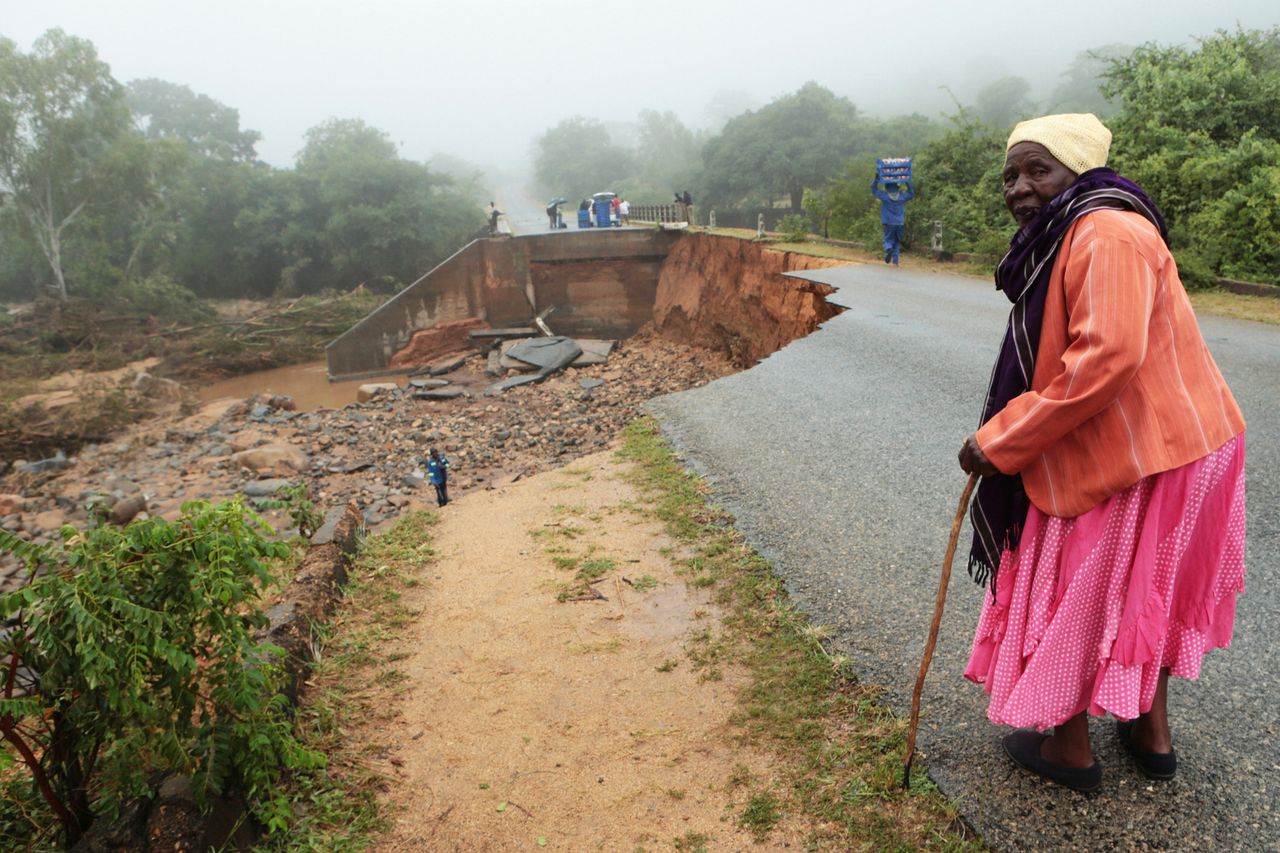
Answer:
488 202 503 236
957 113 1247 793
870 178 914 265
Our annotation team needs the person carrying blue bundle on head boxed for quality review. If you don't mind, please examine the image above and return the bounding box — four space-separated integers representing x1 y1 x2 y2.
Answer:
426 447 450 507
871 177 915 265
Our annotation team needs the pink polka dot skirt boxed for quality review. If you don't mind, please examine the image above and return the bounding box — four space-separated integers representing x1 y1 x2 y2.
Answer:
964 434 1247 730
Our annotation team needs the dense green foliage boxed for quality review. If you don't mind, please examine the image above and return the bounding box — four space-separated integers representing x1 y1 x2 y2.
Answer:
811 28 1280 284
1103 28 1280 284
532 111 703 204
0 29 485 302
0 30 137 301
0 499 320 846
532 29 1277 285
700 82 863 212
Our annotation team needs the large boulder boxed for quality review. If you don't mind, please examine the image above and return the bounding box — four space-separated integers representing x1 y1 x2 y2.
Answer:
230 445 309 474
131 371 186 402
108 494 148 526
356 383 398 403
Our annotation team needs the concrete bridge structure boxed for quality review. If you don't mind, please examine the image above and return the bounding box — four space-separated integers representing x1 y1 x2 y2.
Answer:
326 230 678 381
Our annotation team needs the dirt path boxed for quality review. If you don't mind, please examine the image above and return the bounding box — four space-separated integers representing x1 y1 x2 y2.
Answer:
370 450 800 851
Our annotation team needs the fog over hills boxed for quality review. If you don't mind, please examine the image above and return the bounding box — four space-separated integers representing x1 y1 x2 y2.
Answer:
6 0 1276 172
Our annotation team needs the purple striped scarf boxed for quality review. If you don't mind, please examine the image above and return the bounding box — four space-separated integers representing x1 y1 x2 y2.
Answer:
969 168 1169 588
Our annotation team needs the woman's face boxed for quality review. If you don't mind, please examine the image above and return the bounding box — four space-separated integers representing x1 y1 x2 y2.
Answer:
1002 142 1078 228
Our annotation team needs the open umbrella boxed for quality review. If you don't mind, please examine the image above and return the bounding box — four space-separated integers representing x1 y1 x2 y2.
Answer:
548 197 568 205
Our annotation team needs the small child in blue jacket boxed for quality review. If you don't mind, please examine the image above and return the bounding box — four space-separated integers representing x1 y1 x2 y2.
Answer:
426 448 450 507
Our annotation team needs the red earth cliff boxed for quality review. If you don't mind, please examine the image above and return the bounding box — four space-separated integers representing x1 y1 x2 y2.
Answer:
650 235 844 365
389 317 489 370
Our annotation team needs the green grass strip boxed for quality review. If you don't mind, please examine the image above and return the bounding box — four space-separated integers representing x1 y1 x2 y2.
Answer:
618 419 985 851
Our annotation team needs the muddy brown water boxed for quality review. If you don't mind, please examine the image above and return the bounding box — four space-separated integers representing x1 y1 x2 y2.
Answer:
197 360 409 411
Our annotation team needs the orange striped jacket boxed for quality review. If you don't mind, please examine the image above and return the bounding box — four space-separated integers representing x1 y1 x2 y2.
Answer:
976 209 1246 518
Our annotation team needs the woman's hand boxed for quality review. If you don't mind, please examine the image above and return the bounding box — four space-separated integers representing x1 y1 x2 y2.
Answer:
958 434 1000 477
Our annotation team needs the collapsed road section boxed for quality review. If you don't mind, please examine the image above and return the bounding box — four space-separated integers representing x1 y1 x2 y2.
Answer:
326 230 846 384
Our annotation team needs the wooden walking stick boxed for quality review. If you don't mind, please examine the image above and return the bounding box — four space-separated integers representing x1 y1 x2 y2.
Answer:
902 471 980 789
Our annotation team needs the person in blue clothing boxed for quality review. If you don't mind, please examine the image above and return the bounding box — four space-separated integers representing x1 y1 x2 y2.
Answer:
426 447 450 507
870 178 915 265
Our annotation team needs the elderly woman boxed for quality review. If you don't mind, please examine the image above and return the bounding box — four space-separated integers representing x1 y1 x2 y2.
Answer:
957 113 1247 793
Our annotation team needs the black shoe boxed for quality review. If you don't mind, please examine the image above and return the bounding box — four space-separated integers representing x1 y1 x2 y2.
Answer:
1002 730 1103 793
1116 720 1177 780
884 251 892 263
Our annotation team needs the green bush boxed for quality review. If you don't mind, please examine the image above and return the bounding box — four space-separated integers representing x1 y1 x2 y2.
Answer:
776 214 812 243
0 499 322 846
113 275 215 325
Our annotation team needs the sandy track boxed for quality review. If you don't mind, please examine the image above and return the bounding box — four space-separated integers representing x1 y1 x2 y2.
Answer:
371 450 797 851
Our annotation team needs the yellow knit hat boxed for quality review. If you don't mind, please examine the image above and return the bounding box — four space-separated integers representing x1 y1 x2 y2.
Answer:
1006 113 1112 174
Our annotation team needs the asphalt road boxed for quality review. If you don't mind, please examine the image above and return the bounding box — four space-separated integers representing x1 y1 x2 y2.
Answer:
647 262 1279 851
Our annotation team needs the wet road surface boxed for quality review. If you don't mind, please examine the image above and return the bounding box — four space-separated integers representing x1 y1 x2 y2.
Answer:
648 262 1279 851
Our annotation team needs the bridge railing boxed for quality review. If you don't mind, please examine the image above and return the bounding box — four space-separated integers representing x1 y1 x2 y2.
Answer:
628 203 695 225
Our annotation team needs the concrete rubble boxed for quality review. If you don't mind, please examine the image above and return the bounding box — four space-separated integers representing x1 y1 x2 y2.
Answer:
0 334 734 595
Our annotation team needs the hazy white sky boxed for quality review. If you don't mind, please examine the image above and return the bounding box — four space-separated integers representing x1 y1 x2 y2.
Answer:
5 0 1276 171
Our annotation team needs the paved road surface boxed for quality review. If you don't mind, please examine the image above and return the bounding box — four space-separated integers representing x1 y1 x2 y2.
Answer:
648 262 1279 851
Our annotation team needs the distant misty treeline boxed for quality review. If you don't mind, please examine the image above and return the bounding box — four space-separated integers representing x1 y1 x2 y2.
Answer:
534 28 1279 286
0 29 489 303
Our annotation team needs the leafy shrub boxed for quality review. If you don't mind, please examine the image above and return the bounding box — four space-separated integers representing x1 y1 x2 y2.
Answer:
113 275 215 326
776 214 812 243
0 499 322 846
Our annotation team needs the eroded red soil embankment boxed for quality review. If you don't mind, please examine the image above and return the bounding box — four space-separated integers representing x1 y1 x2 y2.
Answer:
649 235 843 365
385 232 844 372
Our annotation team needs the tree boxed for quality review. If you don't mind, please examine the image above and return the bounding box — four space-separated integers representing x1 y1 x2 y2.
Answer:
1044 45 1132 116
631 110 701 201
972 76 1035 130
533 116 635 201
699 82 862 211
279 118 482 295
1103 27 1280 284
0 29 134 300
127 78 260 161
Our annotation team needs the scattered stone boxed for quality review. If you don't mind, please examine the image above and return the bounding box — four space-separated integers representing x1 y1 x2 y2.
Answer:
34 509 67 533
241 479 293 498
485 349 505 377
356 383 399 404
267 394 297 411
485 375 542 396
19 450 70 475
413 387 467 400
132 372 186 402
0 334 734 543
0 495 24 516
109 494 148 526
329 460 373 474
426 354 470 376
